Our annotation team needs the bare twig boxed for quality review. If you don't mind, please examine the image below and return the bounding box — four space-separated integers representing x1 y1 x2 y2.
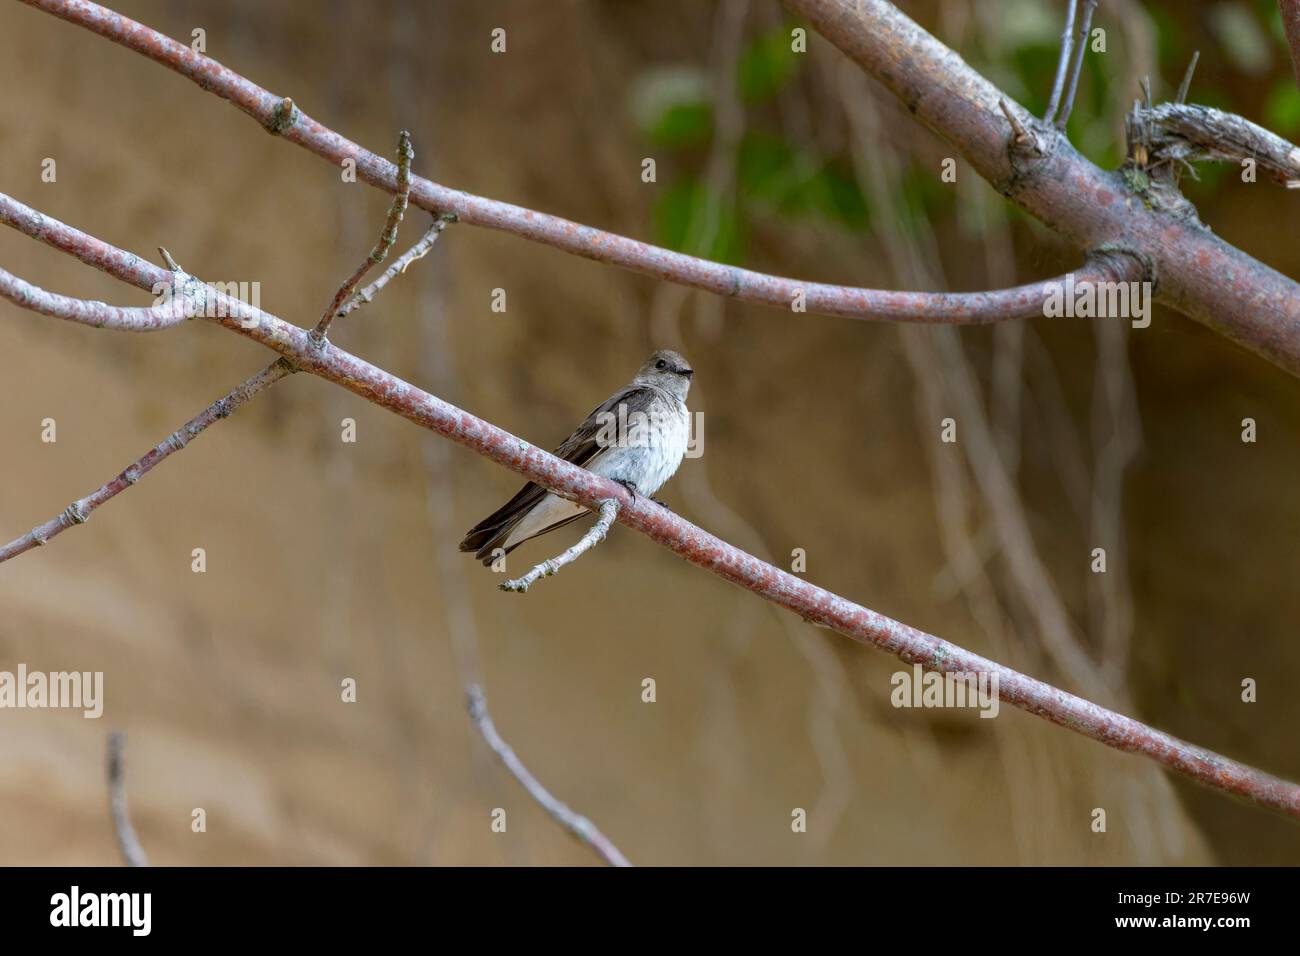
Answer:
29 0 1300 374
0 358 293 563
0 264 186 331
1282 0 1300 92
1044 0 1079 123
2 195 1299 818
4 0 1131 327
106 732 149 867
335 216 453 321
1175 50 1200 105
312 129 413 341
499 500 619 593
1140 103 1300 188
998 98 1038 151
466 685 631 866
1056 0 1099 129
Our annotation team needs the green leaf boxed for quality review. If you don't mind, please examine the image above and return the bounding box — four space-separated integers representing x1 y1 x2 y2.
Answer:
737 134 870 229
1264 80 1300 135
630 66 713 148
738 27 801 102
653 179 745 264
807 165 870 229
648 102 713 148
737 134 805 207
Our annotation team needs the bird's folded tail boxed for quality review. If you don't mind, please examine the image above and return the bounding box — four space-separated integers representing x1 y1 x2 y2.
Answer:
459 481 586 566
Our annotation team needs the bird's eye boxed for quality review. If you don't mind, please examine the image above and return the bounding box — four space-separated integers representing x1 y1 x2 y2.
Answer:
655 359 667 370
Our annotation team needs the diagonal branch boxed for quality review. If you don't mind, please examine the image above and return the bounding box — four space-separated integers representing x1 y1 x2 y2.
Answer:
500 499 619 593
335 216 453 321
12 0 1136 326
312 128 413 341
1055 0 1098 130
780 0 1300 376
2 191 1298 819
24 0 1300 372
0 356 293 563
1044 0 1079 124
467 685 632 866
1282 0 1300 92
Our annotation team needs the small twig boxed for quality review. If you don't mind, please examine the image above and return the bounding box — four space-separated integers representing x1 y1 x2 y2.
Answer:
0 359 293 564
1175 50 1199 105
1140 102 1300 189
467 685 631 867
998 98 1038 152
1044 0 1079 123
0 264 187 331
499 499 619 593
1056 0 1098 130
334 215 454 321
1126 97 1150 167
106 732 149 867
1281 0 1300 93
312 129 414 342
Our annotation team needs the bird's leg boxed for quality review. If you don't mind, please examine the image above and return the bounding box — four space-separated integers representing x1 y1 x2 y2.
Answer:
616 479 671 511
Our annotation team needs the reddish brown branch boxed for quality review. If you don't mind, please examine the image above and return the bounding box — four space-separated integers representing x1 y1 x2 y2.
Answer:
782 0 1300 375
0 357 292 563
2 192 1298 819
18 0 1139 326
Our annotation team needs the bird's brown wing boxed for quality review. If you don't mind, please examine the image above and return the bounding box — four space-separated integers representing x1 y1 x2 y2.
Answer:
459 385 655 563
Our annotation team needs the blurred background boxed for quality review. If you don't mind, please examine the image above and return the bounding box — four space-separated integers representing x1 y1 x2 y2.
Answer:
1 0 1298 865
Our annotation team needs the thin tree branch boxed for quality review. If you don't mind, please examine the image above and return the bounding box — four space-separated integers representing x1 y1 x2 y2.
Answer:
16 0 1136 326
500 499 619 593
25 0 1300 373
335 215 453 321
0 263 186 331
783 0 1300 376
312 128 413 341
1044 0 1079 124
467 685 632 866
0 357 293 563
1056 0 1098 130
1282 0 1300 92
106 732 149 867
2 194 1299 819
1175 50 1200 105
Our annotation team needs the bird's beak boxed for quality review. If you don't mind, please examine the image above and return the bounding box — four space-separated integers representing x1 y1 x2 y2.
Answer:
683 369 694 379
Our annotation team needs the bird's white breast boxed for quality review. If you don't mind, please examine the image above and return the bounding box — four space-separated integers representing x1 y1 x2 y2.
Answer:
589 393 690 497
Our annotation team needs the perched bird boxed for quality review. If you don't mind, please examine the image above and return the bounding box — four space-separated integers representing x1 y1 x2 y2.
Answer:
460 349 694 566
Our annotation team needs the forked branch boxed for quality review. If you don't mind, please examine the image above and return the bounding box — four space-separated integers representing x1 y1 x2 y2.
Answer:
1 191 1297 818
500 500 620 593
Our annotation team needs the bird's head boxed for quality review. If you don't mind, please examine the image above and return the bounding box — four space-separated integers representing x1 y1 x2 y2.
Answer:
634 348 694 401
